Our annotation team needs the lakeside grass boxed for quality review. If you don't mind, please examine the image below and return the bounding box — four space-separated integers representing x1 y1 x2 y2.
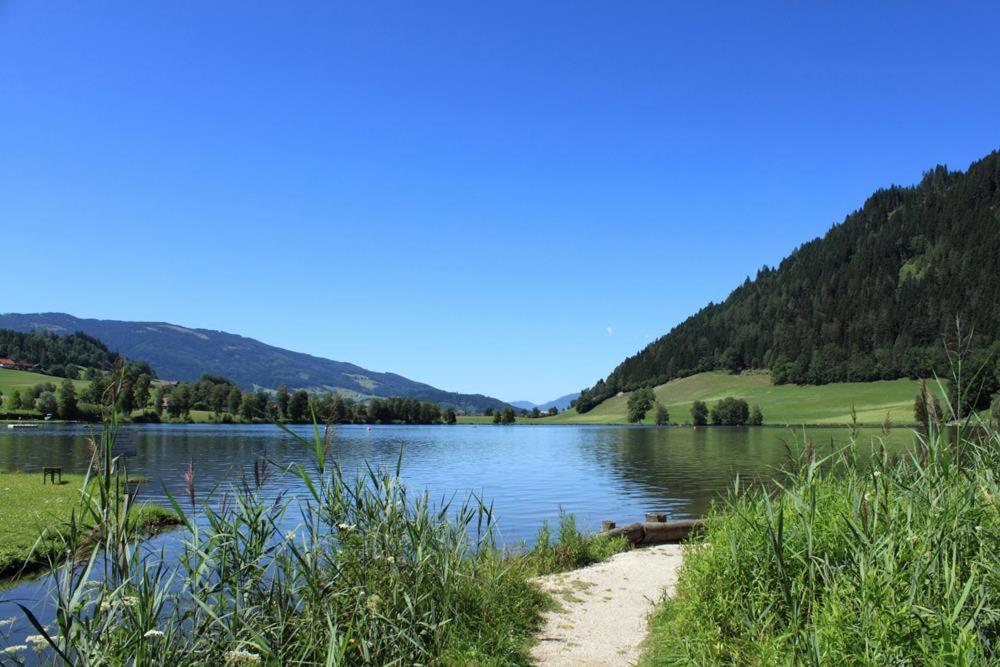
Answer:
0 472 177 578
638 424 999 664
535 371 949 426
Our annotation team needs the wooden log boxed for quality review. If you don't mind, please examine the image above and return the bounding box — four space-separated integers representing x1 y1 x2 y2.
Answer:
604 522 645 544
604 519 706 545
639 519 705 545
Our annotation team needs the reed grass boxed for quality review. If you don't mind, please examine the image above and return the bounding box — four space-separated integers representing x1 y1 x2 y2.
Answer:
639 421 999 665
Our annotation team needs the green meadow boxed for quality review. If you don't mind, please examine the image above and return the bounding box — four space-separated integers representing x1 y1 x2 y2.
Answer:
0 472 176 578
504 371 948 426
0 368 89 409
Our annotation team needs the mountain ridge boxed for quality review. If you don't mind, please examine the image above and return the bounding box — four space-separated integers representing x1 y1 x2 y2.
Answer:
0 312 511 413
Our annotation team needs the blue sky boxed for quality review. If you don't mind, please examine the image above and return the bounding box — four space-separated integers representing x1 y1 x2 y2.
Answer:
1 2 998 403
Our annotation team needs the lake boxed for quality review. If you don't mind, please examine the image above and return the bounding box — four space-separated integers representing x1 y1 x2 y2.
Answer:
0 422 916 647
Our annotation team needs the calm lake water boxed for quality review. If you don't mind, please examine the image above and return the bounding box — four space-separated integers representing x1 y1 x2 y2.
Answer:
0 422 916 649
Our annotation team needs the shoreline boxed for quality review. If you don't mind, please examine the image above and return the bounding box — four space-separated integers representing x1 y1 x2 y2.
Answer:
0 471 181 582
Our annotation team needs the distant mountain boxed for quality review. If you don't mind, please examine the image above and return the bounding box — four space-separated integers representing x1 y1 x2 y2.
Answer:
0 313 511 413
508 392 580 412
539 393 581 411
576 150 1000 413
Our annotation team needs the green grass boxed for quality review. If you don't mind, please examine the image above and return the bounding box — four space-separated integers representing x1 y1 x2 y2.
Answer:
0 472 176 578
524 511 630 575
0 368 89 416
638 425 999 664
540 371 948 425
456 414 505 424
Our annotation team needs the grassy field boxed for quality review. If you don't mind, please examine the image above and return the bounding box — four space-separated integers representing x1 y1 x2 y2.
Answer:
0 368 90 414
0 472 176 578
534 371 948 426
456 414 502 425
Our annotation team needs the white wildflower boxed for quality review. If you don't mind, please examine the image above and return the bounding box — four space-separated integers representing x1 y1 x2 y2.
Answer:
143 629 165 639
0 617 16 629
365 594 383 612
25 634 53 653
2 645 27 655
99 600 113 613
337 523 356 532
284 530 297 541
224 648 262 664
121 596 139 608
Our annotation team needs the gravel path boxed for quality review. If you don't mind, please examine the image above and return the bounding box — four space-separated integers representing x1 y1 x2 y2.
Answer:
530 544 685 666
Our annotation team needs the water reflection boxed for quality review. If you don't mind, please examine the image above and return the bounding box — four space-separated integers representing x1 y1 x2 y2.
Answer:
0 422 917 647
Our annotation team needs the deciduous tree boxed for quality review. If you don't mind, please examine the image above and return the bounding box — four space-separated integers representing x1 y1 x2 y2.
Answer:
691 400 708 426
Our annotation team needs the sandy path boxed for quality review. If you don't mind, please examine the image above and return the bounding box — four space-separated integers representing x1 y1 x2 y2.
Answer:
530 544 684 666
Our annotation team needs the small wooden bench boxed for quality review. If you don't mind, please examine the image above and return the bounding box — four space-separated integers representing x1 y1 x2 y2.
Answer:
42 466 62 485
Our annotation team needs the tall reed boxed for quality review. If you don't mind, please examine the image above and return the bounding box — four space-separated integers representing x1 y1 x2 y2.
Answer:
641 420 999 665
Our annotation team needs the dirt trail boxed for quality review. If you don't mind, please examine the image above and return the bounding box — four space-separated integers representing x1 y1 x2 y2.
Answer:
530 544 684 666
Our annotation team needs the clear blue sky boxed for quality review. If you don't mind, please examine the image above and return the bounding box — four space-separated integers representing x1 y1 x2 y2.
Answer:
1 3 998 403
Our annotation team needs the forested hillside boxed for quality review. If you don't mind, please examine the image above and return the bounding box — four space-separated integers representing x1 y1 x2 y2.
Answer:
577 151 1000 412
0 329 140 378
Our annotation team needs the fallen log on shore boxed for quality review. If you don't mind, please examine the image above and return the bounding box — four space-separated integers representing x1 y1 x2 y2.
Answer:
602 518 705 545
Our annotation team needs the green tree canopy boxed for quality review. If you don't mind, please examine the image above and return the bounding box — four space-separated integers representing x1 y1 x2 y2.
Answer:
57 379 78 420
655 403 670 426
691 400 709 426
287 390 311 422
710 397 751 426
35 390 58 415
627 387 655 423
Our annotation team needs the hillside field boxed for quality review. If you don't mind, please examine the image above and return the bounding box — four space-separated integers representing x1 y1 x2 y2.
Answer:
0 368 89 412
527 372 948 426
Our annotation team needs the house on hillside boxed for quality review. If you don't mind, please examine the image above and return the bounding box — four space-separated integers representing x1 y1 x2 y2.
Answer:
0 357 43 372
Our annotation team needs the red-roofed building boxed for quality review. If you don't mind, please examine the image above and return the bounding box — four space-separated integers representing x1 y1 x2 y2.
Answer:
0 357 40 371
